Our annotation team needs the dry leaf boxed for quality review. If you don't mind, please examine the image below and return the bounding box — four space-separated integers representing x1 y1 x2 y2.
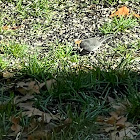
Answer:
18 102 60 123
109 112 119 120
110 6 129 17
46 79 56 91
17 87 29 95
96 116 105 122
11 117 22 134
3 71 14 78
2 25 23 31
22 109 58 123
110 128 137 140
16 81 45 94
112 103 127 116
106 115 117 125
28 135 34 140
25 118 39 134
110 6 139 18
28 131 51 140
105 126 118 133
106 110 129 128
18 102 34 109
2 25 9 30
116 117 127 128
14 95 34 104
133 13 140 18
108 96 115 103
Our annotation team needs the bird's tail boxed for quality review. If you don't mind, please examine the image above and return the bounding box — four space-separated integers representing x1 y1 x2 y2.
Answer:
100 34 115 43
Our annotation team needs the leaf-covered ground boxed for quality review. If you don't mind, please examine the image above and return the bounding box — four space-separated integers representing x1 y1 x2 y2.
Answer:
0 0 140 139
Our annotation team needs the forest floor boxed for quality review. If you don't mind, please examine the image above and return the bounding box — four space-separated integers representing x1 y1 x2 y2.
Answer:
0 0 140 139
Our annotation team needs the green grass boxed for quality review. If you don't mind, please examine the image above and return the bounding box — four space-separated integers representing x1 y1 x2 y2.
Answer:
0 41 28 58
0 92 15 139
0 40 140 139
127 91 140 120
92 0 118 5
99 16 139 34
0 56 8 70
22 53 51 80
0 0 140 139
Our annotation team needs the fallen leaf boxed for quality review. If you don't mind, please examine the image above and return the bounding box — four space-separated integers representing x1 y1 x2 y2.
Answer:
110 6 129 17
112 103 127 116
96 116 105 122
110 128 137 140
124 122 132 127
46 79 56 91
109 112 119 120
3 71 14 78
18 102 34 109
28 130 51 140
110 6 140 18
16 87 29 95
108 96 115 103
14 95 34 104
2 25 9 30
18 102 60 123
2 25 24 31
116 117 127 128
106 116 117 125
25 118 39 135
16 81 45 94
10 117 22 134
105 126 118 133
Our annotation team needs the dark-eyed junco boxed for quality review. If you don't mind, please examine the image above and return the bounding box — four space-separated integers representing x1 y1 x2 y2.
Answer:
76 35 114 52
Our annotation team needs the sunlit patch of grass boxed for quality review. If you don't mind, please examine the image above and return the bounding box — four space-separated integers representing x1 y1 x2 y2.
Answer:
22 42 79 80
1 41 28 58
45 42 79 72
52 43 78 63
0 0 55 37
22 53 52 80
0 56 9 70
99 16 139 34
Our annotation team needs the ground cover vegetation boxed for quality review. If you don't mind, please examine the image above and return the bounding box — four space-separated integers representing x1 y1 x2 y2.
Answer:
0 0 140 139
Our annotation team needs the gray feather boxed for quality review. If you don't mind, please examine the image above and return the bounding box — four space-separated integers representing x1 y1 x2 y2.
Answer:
80 35 114 52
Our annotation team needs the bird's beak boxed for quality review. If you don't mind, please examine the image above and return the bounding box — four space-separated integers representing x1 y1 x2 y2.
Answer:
74 39 82 47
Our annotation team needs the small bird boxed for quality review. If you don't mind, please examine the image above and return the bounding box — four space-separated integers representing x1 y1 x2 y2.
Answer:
76 35 114 52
